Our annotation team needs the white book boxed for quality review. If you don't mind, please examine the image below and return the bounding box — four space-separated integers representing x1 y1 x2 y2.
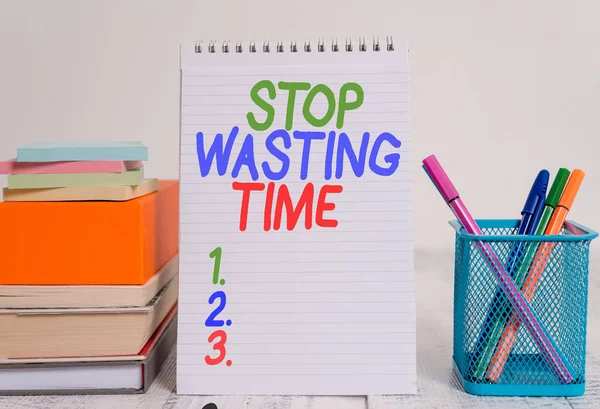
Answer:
177 36 415 396
0 307 177 395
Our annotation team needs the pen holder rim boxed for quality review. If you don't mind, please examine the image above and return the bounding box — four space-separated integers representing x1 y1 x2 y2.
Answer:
448 219 598 242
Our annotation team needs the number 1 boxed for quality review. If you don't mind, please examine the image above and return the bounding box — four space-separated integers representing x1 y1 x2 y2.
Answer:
209 247 223 285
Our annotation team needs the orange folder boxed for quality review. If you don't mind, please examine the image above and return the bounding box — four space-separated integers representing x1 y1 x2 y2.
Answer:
0 180 179 285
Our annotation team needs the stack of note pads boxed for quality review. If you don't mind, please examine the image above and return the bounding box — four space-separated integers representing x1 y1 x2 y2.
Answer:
0 142 179 395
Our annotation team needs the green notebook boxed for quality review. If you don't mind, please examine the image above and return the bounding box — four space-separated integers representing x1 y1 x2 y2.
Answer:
16 141 148 162
7 169 144 189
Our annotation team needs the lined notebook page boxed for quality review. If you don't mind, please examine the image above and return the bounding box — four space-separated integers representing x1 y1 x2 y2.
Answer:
177 40 415 395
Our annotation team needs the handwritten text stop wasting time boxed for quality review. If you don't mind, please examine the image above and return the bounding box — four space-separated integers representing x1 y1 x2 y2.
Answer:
194 80 403 231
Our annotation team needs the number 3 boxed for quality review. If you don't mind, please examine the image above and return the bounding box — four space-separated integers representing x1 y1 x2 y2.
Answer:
205 330 227 365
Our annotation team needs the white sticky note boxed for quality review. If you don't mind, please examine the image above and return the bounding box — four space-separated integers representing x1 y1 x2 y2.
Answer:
177 38 415 396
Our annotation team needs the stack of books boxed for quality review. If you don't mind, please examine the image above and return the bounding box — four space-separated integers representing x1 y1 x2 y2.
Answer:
0 141 179 395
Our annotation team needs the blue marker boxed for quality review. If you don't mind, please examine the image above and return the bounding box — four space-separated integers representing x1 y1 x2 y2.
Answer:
470 169 549 380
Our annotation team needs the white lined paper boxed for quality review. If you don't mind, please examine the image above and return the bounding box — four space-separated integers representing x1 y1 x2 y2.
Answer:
177 40 415 395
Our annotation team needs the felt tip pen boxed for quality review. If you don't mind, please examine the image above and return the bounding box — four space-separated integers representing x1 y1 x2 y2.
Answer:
422 154 573 384
487 169 583 381
470 169 549 380
484 167 570 381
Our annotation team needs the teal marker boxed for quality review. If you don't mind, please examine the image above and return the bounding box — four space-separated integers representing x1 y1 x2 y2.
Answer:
472 168 571 381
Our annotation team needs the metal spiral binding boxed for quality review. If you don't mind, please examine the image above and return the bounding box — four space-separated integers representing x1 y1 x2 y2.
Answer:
193 37 395 53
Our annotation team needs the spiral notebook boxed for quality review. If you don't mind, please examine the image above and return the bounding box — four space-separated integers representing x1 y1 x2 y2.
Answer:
177 37 415 396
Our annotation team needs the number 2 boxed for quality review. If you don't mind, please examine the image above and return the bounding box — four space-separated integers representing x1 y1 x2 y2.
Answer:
205 291 226 327
205 330 227 365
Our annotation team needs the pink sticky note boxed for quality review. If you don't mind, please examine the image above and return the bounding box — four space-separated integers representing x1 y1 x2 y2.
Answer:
0 159 142 175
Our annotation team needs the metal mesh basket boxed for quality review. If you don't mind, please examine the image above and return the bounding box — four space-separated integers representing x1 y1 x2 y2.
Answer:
450 219 597 396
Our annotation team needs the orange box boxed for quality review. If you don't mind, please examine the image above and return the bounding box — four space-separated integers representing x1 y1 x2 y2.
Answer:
0 180 179 285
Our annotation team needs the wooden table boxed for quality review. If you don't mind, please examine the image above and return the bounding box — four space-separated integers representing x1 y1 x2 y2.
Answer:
2 249 599 408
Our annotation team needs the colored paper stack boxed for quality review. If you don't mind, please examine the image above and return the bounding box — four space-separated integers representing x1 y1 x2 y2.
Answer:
0 142 179 395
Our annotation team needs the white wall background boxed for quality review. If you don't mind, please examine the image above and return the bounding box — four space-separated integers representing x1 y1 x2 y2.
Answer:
1 0 599 251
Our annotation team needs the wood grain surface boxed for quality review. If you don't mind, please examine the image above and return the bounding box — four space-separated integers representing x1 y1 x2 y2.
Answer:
2 249 599 408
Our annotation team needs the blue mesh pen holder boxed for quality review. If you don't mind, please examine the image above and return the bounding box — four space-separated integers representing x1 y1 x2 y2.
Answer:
450 219 597 397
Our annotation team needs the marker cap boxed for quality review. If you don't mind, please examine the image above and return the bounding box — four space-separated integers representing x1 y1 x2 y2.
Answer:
521 170 549 215
422 155 459 203
546 168 571 208
558 169 585 210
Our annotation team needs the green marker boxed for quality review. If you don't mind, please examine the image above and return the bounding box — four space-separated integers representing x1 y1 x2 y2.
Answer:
510 168 571 287
472 168 571 381
509 168 571 289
